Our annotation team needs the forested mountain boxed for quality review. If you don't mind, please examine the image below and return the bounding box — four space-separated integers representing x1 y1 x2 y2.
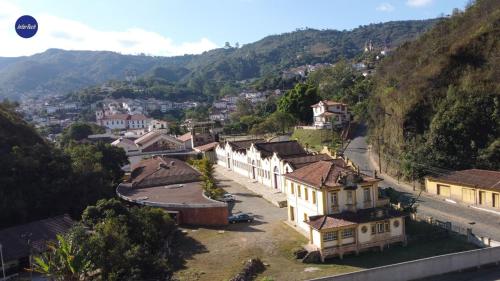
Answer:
0 19 438 100
368 0 500 178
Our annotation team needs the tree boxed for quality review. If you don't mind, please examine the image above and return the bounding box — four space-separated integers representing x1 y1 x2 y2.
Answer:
33 234 92 281
61 122 105 146
277 83 320 124
79 199 177 281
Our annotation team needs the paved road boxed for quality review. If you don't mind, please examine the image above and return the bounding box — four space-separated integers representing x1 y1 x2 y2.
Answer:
344 124 500 240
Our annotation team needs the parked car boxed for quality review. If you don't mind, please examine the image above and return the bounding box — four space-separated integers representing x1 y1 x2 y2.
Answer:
228 213 254 224
221 193 236 202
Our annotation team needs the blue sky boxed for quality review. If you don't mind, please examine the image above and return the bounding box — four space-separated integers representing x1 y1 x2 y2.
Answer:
0 0 469 57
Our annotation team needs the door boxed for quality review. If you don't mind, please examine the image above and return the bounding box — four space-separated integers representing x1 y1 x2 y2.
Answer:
479 191 486 205
493 193 499 208
437 184 450 198
252 160 256 179
273 166 279 189
289 206 295 221
462 188 475 204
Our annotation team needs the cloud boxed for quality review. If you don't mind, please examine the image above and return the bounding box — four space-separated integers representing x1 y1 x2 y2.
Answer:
376 3 395 12
0 2 218 57
406 0 433 7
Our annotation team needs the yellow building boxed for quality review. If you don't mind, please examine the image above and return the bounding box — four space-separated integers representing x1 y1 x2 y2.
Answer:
285 160 406 261
426 169 500 209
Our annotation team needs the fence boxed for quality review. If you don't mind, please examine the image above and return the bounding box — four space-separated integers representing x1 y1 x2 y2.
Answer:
310 246 500 281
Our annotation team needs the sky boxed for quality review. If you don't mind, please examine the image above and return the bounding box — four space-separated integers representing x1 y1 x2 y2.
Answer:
0 0 469 57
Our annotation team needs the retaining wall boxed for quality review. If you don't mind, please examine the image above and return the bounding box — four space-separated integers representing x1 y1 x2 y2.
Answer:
310 246 500 281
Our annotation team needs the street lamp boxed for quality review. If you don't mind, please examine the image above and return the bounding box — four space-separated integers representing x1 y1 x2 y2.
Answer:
0 243 6 281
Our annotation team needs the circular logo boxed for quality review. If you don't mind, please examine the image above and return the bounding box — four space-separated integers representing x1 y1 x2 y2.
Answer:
15 15 38 38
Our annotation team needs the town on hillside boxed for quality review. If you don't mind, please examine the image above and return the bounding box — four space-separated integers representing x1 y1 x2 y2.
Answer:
1 1 499 281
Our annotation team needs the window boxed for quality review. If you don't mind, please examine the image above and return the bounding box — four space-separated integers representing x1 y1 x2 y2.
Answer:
312 191 317 204
290 182 295 194
384 221 390 232
330 192 338 206
298 185 301 198
371 224 376 235
346 191 353 204
304 187 309 201
303 213 308 222
323 231 338 242
363 187 371 202
342 229 354 238
377 223 384 233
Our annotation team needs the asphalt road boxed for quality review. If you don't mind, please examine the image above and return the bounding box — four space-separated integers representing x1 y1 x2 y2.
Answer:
344 124 500 241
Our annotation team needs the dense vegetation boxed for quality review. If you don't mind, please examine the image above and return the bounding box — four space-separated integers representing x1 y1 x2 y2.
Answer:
0 20 438 100
0 104 128 228
367 0 500 179
34 199 178 281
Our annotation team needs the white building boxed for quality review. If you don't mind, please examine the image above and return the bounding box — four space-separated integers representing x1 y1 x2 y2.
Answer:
96 112 151 130
215 140 331 193
311 100 350 129
284 160 405 260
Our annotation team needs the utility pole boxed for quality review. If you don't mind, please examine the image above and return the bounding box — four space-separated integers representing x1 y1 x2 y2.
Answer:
0 243 5 281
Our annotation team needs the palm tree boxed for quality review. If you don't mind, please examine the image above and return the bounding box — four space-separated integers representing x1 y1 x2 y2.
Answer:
33 234 92 281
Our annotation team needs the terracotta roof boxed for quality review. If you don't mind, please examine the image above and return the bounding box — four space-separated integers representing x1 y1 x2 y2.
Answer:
177 132 192 142
117 181 223 206
285 160 378 188
0 215 75 261
254 140 308 158
112 137 136 147
307 208 405 230
129 157 201 188
134 131 181 147
101 113 130 120
129 114 149 120
284 154 334 169
427 169 500 191
311 100 347 108
228 139 264 151
194 142 219 152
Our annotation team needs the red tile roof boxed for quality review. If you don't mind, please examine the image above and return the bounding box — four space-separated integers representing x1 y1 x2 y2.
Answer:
177 132 192 142
307 208 405 230
284 154 334 169
254 140 308 158
194 142 219 152
129 157 201 188
227 139 264 151
427 169 500 191
285 160 378 188
0 215 75 261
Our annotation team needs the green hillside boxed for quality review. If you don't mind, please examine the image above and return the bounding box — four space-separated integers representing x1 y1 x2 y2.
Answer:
0 19 438 100
368 0 500 178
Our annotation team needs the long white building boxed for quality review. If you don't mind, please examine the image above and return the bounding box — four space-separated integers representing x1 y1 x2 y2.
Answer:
215 140 331 194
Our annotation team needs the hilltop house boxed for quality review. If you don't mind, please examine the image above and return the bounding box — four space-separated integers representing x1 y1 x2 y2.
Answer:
285 160 405 260
215 139 332 193
311 100 350 129
425 169 500 210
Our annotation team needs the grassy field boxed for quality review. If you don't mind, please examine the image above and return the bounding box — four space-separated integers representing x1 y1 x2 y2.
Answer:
291 128 340 152
173 221 477 281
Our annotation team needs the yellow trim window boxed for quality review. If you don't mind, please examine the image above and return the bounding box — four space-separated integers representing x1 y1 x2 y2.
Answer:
312 191 317 204
304 187 309 201
323 231 338 242
290 182 295 194
342 228 354 238
298 185 301 198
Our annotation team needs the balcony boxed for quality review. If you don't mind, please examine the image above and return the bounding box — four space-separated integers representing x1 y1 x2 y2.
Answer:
363 200 373 209
376 197 390 207
345 203 357 212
